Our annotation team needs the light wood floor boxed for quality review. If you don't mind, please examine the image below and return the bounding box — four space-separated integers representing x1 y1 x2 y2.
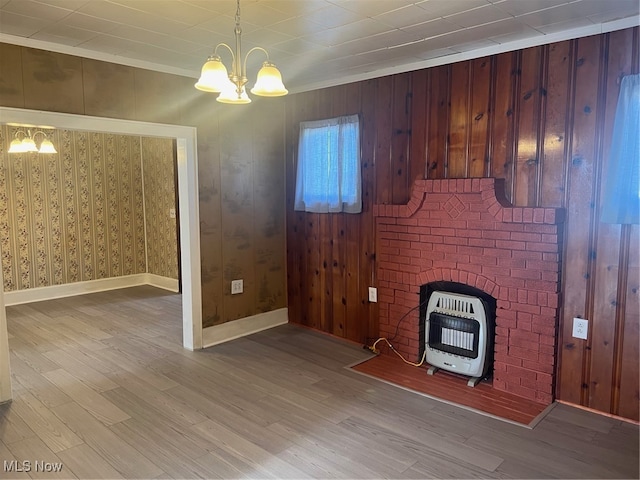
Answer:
1 286 638 479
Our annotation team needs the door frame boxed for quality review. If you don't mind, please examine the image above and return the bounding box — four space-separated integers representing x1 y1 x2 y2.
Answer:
0 107 202 350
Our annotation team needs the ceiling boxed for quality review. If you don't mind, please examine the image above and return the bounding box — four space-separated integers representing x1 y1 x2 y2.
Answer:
1 0 638 93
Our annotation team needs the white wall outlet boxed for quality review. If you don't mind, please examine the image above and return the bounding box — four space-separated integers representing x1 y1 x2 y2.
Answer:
231 279 243 295
169 208 176 219
572 317 588 340
368 287 377 303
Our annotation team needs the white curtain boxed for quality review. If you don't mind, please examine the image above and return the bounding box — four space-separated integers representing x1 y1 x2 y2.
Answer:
294 114 361 214
601 73 640 224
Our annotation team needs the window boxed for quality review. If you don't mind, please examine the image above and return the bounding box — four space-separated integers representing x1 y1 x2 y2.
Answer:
601 73 640 224
294 114 361 214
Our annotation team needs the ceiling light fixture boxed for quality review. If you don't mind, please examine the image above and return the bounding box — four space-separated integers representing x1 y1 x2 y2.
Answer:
195 0 288 104
7 128 57 154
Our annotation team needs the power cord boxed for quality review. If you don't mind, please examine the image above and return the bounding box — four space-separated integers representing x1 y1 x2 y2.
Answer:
366 337 427 367
363 297 430 368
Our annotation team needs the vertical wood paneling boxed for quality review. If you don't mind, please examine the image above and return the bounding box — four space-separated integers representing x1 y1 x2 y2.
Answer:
344 81 364 342
360 79 378 343
618 224 639 419
489 52 517 200
285 95 302 327
426 65 450 179
514 47 544 206
589 29 633 413
283 27 639 420
469 57 491 178
375 76 394 204
540 41 573 207
410 70 428 186
558 35 602 406
302 91 322 330
448 62 471 178
391 74 412 204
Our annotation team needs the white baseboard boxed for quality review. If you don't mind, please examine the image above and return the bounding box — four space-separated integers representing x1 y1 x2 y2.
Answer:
145 273 179 292
3 273 179 306
202 308 288 348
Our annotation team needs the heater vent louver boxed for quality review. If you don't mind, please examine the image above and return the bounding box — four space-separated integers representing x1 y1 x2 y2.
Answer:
434 295 476 315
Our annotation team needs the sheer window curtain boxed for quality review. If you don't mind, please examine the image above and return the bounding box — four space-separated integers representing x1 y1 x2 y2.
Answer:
294 114 361 214
601 73 640 224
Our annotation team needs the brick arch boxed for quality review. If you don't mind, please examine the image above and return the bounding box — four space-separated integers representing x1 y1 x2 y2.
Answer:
418 268 500 299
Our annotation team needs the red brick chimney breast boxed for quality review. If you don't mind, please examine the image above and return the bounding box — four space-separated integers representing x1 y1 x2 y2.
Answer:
374 178 564 405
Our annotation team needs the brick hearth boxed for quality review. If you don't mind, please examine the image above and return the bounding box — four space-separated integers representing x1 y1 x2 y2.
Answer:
374 178 564 404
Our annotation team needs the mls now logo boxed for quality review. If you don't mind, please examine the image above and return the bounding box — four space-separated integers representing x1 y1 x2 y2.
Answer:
4 460 63 473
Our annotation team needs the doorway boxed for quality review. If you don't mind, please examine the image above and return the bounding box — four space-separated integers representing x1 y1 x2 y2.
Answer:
0 106 202 350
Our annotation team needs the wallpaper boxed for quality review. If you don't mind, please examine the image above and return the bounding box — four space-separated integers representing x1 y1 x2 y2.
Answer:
0 125 178 292
141 137 179 280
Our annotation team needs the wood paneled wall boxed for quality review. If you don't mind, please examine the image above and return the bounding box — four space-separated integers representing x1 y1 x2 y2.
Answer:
0 43 287 328
285 28 639 420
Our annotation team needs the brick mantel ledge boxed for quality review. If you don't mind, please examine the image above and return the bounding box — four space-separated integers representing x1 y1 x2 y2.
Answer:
373 178 565 225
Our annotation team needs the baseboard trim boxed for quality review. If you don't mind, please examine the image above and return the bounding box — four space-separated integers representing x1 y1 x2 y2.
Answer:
202 308 288 348
4 274 179 306
145 273 179 292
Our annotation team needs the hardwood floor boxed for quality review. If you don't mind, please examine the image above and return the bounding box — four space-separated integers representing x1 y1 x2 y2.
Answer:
1 286 638 479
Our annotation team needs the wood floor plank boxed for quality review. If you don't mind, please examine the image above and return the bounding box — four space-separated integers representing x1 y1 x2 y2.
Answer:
9 391 83 453
54 444 124 480
192 419 309 479
8 338 61 374
107 370 207 425
268 420 398 478
1 286 637 480
0 400 37 445
100 387 212 459
88 346 179 391
3 436 72 479
164 385 293 455
50 401 163 479
338 415 504 472
108 420 223 479
42 349 119 393
42 369 130 426
8 356 73 409
0 440 31 479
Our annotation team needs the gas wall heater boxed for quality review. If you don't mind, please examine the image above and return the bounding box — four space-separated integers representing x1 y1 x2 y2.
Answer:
424 291 492 387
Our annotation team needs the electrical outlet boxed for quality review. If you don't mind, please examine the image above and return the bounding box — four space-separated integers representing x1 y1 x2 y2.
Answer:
572 317 588 340
231 279 243 295
368 287 377 303
169 208 176 219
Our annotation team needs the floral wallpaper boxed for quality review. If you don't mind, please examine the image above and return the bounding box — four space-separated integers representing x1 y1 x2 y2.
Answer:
141 137 179 280
0 125 178 292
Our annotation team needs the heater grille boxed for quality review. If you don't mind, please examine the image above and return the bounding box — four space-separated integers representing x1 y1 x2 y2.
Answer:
424 291 490 380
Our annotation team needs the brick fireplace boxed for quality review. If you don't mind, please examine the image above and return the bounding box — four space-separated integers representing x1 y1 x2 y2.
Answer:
373 178 564 405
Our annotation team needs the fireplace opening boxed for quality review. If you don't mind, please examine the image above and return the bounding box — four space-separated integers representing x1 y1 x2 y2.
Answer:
420 282 496 387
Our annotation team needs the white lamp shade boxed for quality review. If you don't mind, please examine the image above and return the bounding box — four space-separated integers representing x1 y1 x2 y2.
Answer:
251 62 288 97
195 57 231 93
21 137 38 152
38 138 57 154
8 138 25 153
217 84 251 104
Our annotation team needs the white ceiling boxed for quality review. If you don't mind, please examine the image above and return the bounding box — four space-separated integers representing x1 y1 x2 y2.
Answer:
1 0 638 93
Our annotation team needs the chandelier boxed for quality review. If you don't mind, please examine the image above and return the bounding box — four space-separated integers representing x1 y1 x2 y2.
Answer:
7 128 57 154
194 0 288 104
